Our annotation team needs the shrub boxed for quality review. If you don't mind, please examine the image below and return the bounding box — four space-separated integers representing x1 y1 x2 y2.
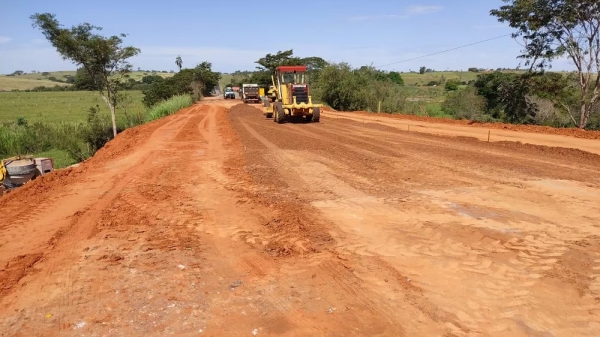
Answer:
442 86 487 121
83 105 116 153
0 106 127 164
445 82 459 91
313 63 407 113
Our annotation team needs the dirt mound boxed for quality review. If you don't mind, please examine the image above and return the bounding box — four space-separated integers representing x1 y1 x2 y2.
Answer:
0 167 77 209
326 108 600 140
90 116 170 163
0 106 195 205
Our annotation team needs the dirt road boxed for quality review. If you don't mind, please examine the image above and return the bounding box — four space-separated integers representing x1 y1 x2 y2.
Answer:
1 100 600 336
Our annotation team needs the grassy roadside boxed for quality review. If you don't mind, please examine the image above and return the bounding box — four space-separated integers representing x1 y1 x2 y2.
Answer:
1 94 194 169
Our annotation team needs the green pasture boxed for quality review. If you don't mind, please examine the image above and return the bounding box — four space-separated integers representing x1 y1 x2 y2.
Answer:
0 91 146 124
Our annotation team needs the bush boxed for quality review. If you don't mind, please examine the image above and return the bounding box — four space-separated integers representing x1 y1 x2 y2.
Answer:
0 122 87 161
0 106 129 165
313 63 407 113
145 95 193 122
442 87 488 121
142 62 220 107
528 96 572 127
445 82 459 91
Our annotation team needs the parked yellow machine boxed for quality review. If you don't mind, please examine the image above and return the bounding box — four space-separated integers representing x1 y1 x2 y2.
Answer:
0 161 6 184
264 66 321 123
1 156 54 192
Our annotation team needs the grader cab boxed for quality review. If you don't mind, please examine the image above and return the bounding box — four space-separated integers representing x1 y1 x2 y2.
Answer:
264 66 321 123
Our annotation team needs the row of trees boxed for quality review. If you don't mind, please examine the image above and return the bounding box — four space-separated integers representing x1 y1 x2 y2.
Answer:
28 0 600 131
441 71 600 129
141 62 220 107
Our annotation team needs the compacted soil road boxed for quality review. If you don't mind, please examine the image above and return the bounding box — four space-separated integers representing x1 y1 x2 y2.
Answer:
1 99 600 336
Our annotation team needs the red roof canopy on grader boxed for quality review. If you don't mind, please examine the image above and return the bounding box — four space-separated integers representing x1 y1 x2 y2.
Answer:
264 65 321 123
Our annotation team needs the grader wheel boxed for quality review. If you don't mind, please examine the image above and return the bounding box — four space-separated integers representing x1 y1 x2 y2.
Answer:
312 107 321 123
274 102 285 124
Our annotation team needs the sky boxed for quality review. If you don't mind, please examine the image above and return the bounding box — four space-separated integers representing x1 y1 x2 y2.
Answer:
0 0 575 74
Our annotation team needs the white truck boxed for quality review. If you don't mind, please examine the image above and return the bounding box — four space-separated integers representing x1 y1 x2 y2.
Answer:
241 84 261 103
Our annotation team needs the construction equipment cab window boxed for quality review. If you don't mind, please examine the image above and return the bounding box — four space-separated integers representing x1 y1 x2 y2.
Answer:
281 71 305 84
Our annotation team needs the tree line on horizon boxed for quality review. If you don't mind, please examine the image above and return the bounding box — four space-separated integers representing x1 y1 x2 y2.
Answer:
22 0 600 130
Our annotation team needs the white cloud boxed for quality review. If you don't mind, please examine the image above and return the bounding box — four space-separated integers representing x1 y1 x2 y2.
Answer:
0 35 11 44
406 5 444 15
348 5 443 21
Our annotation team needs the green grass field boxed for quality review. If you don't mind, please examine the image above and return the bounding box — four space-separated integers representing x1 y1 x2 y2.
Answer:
0 77 70 91
0 71 175 91
0 91 146 124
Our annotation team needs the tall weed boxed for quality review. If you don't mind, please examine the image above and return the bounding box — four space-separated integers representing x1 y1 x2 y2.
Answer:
145 94 193 122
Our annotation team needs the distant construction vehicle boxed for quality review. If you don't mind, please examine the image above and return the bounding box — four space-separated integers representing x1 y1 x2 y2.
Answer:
264 66 321 123
241 83 261 103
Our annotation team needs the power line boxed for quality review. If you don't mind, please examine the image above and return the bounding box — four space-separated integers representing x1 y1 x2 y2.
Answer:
375 33 513 68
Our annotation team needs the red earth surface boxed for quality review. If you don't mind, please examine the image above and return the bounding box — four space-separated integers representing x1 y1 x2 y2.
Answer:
1 99 600 336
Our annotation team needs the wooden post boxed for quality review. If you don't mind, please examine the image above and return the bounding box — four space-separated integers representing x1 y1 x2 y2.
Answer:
487 130 490 142
378 101 381 113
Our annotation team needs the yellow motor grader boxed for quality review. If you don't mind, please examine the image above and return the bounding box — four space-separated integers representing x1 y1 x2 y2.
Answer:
264 66 321 123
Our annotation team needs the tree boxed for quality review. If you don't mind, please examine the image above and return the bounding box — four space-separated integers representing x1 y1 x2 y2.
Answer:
175 55 183 71
193 62 221 96
141 75 164 85
142 62 220 107
491 0 600 128
73 68 102 90
387 71 405 85
31 13 140 137
254 49 327 86
419 66 426 74
41 72 50 78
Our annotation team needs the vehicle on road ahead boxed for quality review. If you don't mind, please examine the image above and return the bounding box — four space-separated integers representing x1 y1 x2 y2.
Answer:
241 84 261 103
223 87 235 99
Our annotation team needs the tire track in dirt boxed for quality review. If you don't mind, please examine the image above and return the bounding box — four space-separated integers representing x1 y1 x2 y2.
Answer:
0 106 202 334
229 105 465 335
322 118 600 178
4 100 600 336
319 118 600 185
231 104 600 336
